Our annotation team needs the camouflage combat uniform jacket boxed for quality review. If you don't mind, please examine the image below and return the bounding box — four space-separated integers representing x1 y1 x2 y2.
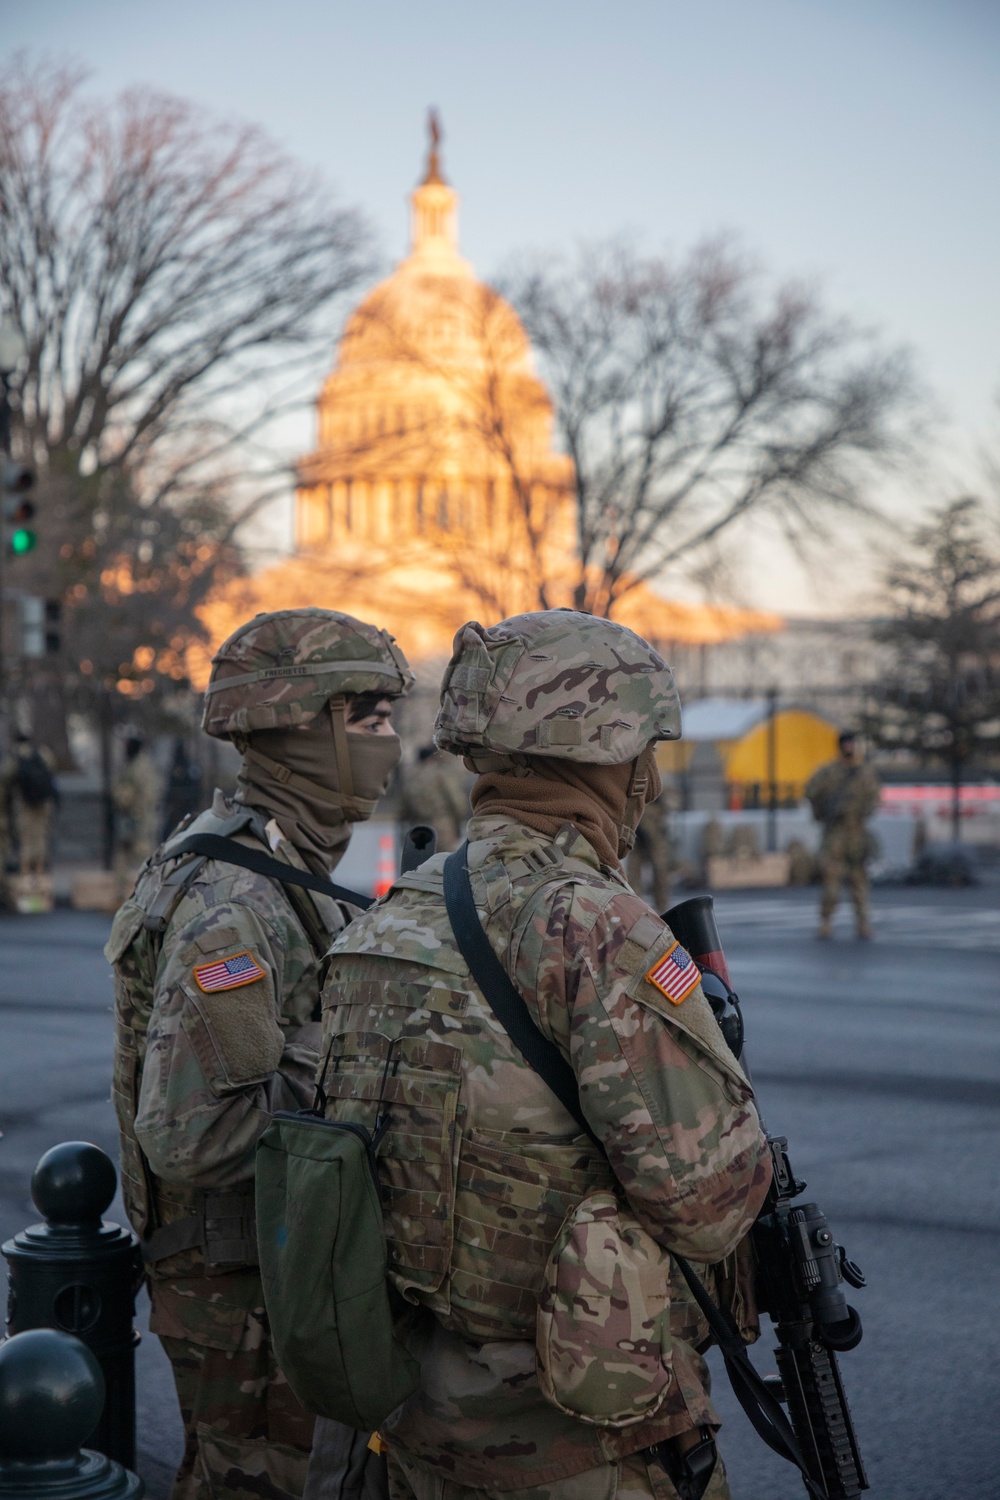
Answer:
107 790 352 1346
319 814 771 1490
805 760 881 861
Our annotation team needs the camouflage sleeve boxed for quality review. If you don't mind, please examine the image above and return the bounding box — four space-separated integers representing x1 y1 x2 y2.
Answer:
804 763 829 814
859 764 881 818
515 884 771 1263
134 898 311 1189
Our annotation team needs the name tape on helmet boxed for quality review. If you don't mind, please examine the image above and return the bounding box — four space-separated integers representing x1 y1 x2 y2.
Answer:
205 660 403 694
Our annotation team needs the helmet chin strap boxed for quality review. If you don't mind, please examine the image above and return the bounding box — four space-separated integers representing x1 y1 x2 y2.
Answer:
617 754 649 857
328 695 355 798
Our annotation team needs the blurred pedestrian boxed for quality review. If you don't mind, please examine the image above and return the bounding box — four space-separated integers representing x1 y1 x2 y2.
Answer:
805 730 881 939
112 733 163 879
627 798 672 911
1 732 58 875
396 742 470 851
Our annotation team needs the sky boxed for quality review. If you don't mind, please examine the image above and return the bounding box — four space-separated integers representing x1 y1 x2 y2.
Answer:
6 0 1000 615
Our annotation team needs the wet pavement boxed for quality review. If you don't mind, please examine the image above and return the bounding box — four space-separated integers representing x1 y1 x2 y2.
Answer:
1 883 997 1498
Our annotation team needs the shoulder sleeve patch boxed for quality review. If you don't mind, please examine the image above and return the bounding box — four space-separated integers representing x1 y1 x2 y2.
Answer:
645 940 701 1006
193 950 267 992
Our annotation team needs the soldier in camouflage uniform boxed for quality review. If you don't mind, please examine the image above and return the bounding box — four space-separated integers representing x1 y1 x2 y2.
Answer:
106 609 413 1500
626 797 673 911
112 734 163 879
396 744 472 852
317 611 771 1500
805 731 881 940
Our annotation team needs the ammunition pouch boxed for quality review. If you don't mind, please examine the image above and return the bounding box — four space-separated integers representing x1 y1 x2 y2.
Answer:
143 1184 259 1267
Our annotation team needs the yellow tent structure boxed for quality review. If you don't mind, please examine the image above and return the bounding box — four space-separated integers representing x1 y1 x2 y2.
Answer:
657 698 839 807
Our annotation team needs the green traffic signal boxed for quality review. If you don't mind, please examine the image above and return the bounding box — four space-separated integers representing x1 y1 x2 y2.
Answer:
10 527 36 554
4 487 37 556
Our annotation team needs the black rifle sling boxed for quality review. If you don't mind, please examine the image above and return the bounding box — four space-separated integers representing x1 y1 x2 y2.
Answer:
166 833 374 910
442 843 601 1150
442 842 824 1500
672 1256 825 1499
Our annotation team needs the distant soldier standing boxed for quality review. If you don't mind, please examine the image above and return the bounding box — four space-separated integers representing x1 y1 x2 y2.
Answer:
396 742 470 851
805 730 881 940
627 796 673 911
112 733 162 879
2 732 58 875
106 609 412 1500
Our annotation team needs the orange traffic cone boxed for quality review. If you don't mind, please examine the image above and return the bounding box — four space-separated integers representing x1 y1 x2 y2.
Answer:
374 833 396 897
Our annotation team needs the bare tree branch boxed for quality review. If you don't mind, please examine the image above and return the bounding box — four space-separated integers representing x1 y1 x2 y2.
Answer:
867 499 1000 836
500 239 923 616
0 57 375 735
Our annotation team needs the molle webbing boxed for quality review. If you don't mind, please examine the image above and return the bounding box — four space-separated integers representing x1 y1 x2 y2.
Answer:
142 1186 259 1266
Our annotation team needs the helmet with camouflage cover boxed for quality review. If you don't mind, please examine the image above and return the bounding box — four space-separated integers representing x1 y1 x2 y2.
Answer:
203 608 414 739
434 609 681 766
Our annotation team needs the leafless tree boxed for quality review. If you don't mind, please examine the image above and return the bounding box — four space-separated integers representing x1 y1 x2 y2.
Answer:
501 240 921 616
0 59 374 747
869 497 1000 841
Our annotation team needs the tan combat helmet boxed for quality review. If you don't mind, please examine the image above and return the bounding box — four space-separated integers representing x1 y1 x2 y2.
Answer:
434 609 681 767
202 608 414 738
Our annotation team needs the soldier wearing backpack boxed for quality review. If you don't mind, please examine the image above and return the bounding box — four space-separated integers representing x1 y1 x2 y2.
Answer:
105 609 413 1500
3 732 58 875
308 611 770 1500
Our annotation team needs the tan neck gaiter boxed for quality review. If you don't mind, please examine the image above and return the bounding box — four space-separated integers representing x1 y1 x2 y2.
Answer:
237 719 401 872
470 745 661 869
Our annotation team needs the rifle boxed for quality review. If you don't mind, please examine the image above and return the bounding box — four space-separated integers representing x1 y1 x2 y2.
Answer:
399 823 437 873
665 894 869 1499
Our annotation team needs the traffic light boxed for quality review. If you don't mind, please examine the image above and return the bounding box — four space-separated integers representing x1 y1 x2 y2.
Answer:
17 597 61 659
44 597 62 653
3 460 36 557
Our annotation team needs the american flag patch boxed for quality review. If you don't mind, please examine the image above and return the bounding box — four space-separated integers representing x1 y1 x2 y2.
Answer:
193 951 266 993
645 941 701 1006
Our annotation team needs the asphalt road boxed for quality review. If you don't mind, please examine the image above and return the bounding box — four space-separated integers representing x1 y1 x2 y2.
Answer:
1 883 998 1500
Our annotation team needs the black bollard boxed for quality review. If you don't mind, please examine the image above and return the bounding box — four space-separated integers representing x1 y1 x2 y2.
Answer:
2 1144 141 1469
0 1328 143 1500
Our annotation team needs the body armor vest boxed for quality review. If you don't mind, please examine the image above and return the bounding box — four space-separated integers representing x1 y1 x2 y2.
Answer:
324 829 620 1343
322 821 747 1356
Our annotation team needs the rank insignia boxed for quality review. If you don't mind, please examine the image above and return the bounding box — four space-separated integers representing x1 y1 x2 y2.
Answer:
645 941 701 1006
193 950 266 992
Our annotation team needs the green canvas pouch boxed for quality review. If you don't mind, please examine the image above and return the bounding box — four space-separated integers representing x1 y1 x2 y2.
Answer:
255 1109 419 1429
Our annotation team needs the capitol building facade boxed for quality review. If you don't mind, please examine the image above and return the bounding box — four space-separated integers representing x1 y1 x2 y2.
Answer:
199 125 778 668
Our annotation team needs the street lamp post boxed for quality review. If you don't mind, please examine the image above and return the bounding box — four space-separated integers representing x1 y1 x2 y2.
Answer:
766 686 779 853
0 319 27 753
